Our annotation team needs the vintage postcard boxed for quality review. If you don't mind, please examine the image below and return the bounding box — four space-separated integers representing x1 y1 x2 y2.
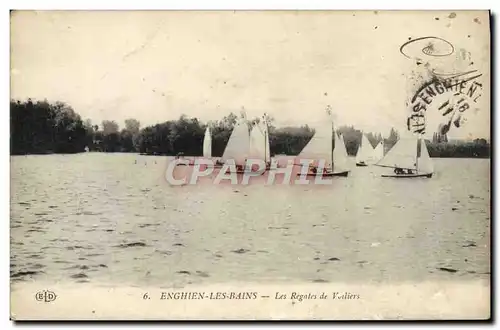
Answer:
10 10 490 320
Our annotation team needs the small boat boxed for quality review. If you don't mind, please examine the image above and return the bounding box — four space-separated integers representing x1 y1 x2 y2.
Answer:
375 134 434 178
301 171 339 177
299 169 349 177
295 107 350 177
223 166 266 175
355 133 377 167
213 160 224 168
381 172 432 178
175 152 188 166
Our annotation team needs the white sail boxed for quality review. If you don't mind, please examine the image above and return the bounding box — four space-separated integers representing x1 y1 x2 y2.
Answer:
263 119 271 163
417 139 434 174
375 136 418 170
298 119 332 168
355 134 376 164
249 123 266 161
333 133 350 173
221 119 250 165
203 127 212 158
373 141 384 162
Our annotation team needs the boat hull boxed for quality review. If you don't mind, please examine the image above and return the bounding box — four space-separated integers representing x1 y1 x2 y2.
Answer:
356 162 368 167
212 164 270 170
230 170 266 175
333 171 350 177
222 169 267 175
297 171 349 177
381 173 433 178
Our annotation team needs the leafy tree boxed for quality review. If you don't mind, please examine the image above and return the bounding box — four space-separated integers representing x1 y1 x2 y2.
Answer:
10 99 490 159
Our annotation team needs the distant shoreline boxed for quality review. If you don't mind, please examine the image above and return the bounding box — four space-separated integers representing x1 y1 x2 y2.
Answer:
11 100 490 161
9 151 491 160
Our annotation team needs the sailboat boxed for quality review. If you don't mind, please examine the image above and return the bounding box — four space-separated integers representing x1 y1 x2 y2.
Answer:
200 126 215 168
248 115 271 170
355 133 376 167
219 115 253 173
375 134 433 178
176 127 212 167
296 108 350 177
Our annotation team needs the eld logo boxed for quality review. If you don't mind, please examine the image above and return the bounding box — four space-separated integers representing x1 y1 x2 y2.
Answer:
35 290 57 303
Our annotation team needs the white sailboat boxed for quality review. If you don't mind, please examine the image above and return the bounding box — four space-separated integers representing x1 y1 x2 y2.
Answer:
355 133 376 166
248 116 271 168
203 126 212 158
375 134 433 178
296 108 350 177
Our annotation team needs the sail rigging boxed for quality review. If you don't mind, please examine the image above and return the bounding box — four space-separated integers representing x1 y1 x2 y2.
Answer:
263 116 271 163
375 136 418 170
375 134 434 175
373 141 384 162
417 139 434 174
221 118 250 165
333 133 350 173
356 134 376 164
297 117 333 169
248 117 270 163
297 108 350 175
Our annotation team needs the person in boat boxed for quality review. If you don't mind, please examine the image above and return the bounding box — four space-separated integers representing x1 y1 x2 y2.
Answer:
235 158 247 172
407 163 417 174
394 166 404 175
310 164 317 174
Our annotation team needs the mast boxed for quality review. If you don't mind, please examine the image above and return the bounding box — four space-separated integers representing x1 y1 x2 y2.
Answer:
415 137 420 173
358 131 363 163
329 107 334 170
331 118 334 169
263 114 267 164
264 129 267 163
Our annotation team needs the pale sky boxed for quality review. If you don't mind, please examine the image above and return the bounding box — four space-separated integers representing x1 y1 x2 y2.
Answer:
10 10 490 139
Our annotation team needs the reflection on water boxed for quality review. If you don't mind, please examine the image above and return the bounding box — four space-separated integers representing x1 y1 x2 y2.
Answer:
10 153 490 287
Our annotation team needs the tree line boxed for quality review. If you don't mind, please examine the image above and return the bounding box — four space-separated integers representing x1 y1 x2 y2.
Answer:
10 99 490 158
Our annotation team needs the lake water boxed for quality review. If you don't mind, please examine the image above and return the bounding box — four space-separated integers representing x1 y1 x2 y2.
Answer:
10 153 490 289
